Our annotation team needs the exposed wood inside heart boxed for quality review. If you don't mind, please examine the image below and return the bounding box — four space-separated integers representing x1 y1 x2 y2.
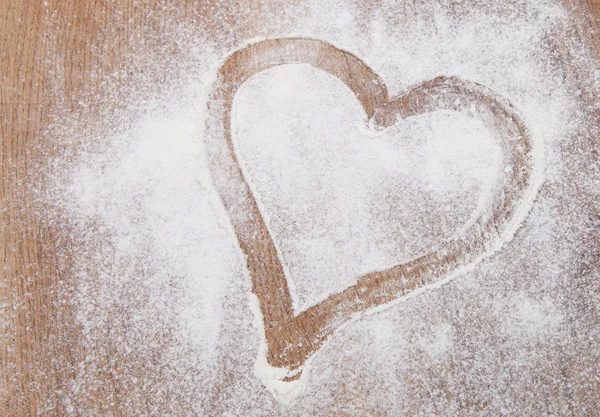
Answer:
206 38 538 381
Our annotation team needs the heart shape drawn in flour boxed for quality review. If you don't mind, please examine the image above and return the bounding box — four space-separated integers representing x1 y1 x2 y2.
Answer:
206 38 540 403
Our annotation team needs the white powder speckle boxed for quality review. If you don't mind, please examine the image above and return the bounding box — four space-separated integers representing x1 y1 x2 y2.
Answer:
41 0 600 415
233 63 502 312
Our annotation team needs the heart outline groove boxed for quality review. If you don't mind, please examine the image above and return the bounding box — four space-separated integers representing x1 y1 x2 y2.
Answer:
206 38 539 390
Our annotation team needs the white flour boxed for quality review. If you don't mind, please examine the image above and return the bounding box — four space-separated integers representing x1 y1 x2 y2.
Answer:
232 63 504 313
43 0 600 415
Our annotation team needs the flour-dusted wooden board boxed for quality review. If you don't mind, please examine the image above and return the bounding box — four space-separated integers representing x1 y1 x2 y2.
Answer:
2 1 599 416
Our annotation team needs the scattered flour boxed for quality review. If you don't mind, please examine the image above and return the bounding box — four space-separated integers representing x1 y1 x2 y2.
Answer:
42 0 600 415
233 63 503 313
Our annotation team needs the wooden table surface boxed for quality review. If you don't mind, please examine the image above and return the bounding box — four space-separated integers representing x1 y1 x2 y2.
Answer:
1 1 599 416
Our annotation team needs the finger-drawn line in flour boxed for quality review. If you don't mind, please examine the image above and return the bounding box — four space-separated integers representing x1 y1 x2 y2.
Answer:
205 37 541 404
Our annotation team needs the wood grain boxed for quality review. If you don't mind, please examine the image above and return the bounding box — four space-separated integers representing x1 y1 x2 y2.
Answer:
1 1 599 416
